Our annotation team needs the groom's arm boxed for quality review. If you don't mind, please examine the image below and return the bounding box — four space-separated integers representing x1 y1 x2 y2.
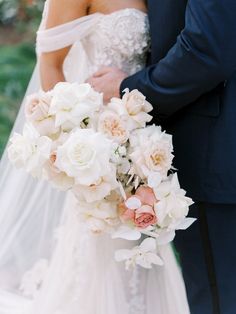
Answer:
121 0 236 118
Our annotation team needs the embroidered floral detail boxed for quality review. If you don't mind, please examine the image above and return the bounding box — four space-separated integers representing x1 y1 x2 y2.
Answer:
129 266 146 314
19 259 49 298
84 9 150 75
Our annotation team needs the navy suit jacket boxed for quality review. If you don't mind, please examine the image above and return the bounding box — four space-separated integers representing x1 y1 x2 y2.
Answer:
121 0 236 203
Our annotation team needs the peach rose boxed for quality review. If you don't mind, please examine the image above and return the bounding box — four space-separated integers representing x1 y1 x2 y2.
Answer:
135 186 157 207
98 111 129 144
118 202 135 224
134 205 157 229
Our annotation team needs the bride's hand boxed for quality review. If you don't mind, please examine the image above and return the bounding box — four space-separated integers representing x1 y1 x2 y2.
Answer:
86 67 128 103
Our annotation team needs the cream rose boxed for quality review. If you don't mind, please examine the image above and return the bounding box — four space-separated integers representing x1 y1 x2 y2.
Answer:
123 89 153 116
107 89 153 130
129 125 174 179
98 111 129 144
25 91 57 136
55 129 113 186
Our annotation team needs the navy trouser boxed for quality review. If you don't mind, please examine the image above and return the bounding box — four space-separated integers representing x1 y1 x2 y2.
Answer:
174 203 236 314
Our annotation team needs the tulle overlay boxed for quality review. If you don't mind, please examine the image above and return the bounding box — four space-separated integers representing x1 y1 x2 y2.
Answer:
0 2 190 313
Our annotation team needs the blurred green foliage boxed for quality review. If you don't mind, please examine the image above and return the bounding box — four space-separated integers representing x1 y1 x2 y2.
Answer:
0 0 44 26
0 0 43 156
0 43 36 155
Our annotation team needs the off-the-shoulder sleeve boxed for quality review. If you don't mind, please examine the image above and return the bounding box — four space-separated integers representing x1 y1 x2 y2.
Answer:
36 1 102 54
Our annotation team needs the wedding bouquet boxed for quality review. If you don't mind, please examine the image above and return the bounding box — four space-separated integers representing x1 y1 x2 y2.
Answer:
8 82 195 269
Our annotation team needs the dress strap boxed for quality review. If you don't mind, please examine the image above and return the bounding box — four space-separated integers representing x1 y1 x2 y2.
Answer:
36 0 102 54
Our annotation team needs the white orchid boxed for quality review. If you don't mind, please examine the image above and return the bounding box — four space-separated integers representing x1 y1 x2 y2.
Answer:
154 173 194 228
115 237 163 269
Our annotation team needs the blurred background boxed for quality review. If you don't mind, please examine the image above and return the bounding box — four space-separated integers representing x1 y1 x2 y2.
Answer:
0 0 44 156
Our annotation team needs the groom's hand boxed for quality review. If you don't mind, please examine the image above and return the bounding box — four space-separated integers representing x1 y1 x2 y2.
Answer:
86 67 128 103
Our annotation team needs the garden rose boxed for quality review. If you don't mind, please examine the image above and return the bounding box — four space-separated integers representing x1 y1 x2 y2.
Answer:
135 186 157 207
106 89 153 130
43 152 74 190
123 89 153 118
25 91 57 136
73 168 118 203
119 189 157 229
55 129 113 186
78 201 119 233
129 125 174 179
8 123 51 177
134 205 157 229
98 111 129 144
49 82 102 130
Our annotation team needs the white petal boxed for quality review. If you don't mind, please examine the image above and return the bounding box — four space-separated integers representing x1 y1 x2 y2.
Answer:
112 226 141 240
114 249 134 262
146 252 164 266
175 217 197 230
125 196 141 210
139 237 157 252
118 181 127 200
148 172 162 188
156 230 176 245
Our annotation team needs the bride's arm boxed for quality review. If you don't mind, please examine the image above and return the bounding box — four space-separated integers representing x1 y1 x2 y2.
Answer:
40 0 89 91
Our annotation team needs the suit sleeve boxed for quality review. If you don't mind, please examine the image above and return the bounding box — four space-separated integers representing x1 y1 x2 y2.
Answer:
120 0 236 118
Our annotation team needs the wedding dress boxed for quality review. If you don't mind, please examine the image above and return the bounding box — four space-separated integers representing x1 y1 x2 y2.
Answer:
0 2 190 313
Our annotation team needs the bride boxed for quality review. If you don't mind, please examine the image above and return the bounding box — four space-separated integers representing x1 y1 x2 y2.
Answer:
0 0 190 313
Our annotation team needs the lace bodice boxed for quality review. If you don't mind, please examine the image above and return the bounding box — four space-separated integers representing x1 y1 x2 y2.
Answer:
37 6 150 81
82 9 150 75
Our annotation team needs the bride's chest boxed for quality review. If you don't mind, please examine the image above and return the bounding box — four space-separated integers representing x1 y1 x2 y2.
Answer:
82 9 150 74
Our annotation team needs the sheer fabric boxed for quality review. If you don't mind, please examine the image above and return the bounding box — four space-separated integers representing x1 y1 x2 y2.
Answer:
0 1 190 313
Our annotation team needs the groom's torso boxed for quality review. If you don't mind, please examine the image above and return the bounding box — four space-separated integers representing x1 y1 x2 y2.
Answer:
148 0 187 63
147 0 236 203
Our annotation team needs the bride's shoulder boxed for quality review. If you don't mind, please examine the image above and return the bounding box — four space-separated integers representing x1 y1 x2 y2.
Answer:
46 0 89 29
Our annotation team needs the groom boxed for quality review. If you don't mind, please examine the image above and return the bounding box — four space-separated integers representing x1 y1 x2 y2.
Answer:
88 0 236 313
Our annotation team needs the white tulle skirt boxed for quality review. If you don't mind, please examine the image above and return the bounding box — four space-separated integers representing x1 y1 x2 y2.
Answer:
0 192 190 314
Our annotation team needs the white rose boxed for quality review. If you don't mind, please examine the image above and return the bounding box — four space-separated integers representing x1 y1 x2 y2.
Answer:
107 89 153 130
8 123 52 177
129 125 174 179
98 110 129 144
55 129 113 186
49 82 102 130
43 152 74 191
78 201 119 233
73 166 118 202
25 91 58 136
154 174 194 228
